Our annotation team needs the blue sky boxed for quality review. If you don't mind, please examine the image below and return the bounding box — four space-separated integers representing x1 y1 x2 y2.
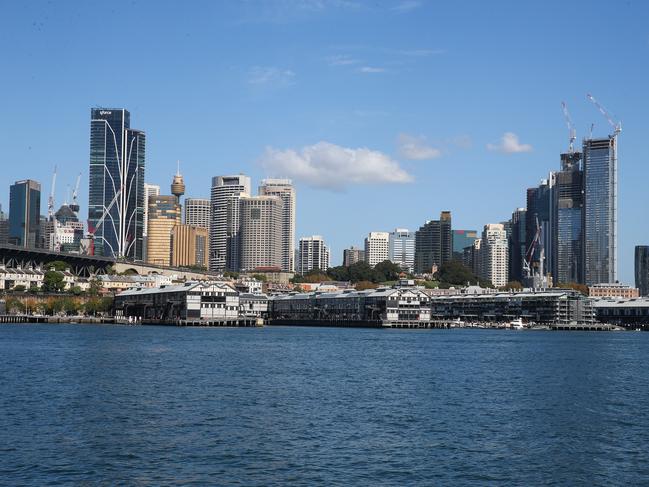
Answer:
1 0 647 282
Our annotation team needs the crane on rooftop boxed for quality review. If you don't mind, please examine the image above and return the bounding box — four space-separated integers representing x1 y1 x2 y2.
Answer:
561 101 577 153
587 93 621 137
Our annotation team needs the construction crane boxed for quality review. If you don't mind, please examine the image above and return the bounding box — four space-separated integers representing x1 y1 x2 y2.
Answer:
561 101 576 153
48 165 57 220
587 93 621 136
70 172 82 214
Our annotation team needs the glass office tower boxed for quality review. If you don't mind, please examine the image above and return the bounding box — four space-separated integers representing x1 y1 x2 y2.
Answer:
635 246 649 297
583 137 617 285
553 151 584 284
88 108 145 260
8 179 41 248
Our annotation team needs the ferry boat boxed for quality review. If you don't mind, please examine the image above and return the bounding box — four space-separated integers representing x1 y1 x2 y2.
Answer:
509 317 525 330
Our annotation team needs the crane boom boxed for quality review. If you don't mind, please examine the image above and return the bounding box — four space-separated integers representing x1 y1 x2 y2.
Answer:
561 101 576 153
48 165 57 220
587 93 621 136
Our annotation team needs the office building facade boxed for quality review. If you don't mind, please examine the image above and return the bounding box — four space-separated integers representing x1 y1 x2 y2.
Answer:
364 232 390 267
88 108 145 260
238 195 283 272
636 246 649 297
146 195 181 266
414 211 452 275
389 229 415 272
9 179 41 248
583 137 617 285
171 224 209 269
298 236 330 274
452 229 478 261
508 209 526 283
343 246 365 267
210 175 251 272
259 179 295 272
481 223 509 288
185 198 210 230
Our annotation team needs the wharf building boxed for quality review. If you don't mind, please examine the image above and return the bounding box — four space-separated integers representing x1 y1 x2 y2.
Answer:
88 108 145 260
343 246 365 267
364 232 390 267
297 235 330 274
389 229 415 272
636 246 649 296
592 297 649 327
185 198 211 230
9 179 41 248
268 285 432 328
238 195 283 272
114 281 253 321
209 175 251 272
259 179 296 272
414 211 452 275
429 289 595 325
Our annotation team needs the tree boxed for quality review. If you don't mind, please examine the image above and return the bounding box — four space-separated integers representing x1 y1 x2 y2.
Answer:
42 270 66 293
501 281 523 291
88 278 102 297
293 270 329 283
12 285 26 293
373 260 402 282
5 297 25 314
555 282 589 296
435 260 479 286
61 297 80 315
326 265 350 282
45 260 68 272
69 286 83 296
251 273 267 282
347 261 375 283
355 280 379 291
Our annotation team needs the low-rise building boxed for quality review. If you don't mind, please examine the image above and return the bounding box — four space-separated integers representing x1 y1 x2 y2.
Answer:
429 289 594 325
592 297 649 327
114 281 242 321
268 285 431 327
588 283 640 299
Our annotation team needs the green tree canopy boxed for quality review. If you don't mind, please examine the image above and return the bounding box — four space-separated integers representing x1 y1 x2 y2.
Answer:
42 270 66 293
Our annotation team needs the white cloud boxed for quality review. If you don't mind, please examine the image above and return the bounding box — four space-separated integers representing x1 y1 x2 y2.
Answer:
487 132 533 153
248 66 295 86
358 66 385 73
259 141 413 190
397 133 442 160
327 54 360 66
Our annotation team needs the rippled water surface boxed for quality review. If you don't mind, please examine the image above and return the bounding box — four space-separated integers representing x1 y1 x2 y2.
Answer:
1 324 648 485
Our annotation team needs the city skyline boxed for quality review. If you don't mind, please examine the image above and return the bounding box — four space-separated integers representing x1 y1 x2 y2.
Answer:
1 1 648 282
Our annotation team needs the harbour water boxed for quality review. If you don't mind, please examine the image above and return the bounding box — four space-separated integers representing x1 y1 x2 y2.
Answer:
1 324 648 485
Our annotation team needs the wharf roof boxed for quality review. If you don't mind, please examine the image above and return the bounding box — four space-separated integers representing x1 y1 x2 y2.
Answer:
592 297 649 308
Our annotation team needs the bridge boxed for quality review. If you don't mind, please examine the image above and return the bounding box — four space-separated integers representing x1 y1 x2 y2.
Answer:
0 244 218 280
0 244 114 277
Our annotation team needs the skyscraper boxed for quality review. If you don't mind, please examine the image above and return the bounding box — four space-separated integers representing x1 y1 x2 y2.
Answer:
635 246 649 297
525 179 553 279
343 246 365 267
8 179 41 248
88 108 145 260
210 175 251 272
414 211 452 274
185 198 210 230
298 236 330 274
259 179 295 272
552 151 583 284
171 224 209 269
364 232 390 267
481 223 509 288
508 208 526 283
583 137 617 285
452 229 478 261
142 183 160 261
238 195 283 272
0 205 8 245
146 195 181 266
389 229 415 272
